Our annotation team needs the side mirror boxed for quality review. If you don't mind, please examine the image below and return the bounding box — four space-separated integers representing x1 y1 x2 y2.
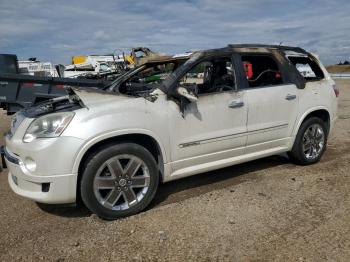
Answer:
177 86 198 103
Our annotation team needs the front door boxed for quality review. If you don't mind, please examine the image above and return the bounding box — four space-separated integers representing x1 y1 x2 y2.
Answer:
168 55 248 178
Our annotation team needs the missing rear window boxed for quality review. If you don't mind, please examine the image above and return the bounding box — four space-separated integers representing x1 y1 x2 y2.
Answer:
287 55 324 81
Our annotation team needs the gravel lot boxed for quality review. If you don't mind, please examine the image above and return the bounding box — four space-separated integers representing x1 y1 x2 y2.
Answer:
0 80 349 261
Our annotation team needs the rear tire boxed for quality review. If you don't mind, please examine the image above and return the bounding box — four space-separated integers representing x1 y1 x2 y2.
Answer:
80 143 159 220
288 117 328 165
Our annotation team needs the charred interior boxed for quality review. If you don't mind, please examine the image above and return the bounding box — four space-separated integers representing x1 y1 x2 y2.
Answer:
114 58 187 96
242 55 283 87
179 56 235 94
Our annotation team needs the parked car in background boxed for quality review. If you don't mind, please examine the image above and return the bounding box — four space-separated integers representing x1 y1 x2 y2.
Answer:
1 44 338 220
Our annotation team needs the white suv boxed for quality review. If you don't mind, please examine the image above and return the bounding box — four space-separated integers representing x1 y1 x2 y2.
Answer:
1 44 338 219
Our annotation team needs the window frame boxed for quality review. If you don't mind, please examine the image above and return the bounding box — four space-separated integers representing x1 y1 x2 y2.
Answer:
174 53 240 98
286 54 325 82
237 53 290 90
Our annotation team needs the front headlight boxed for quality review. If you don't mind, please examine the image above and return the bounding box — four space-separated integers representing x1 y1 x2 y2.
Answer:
23 112 74 143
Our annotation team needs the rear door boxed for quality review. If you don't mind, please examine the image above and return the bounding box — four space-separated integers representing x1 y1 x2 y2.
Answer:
238 54 299 153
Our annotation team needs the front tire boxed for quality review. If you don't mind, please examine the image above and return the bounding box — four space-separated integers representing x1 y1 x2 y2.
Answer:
288 117 328 165
80 143 159 220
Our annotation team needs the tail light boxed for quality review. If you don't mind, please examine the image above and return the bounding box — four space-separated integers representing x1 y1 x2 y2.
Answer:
332 84 339 97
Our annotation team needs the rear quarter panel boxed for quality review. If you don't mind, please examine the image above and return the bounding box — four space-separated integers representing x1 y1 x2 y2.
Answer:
292 78 337 137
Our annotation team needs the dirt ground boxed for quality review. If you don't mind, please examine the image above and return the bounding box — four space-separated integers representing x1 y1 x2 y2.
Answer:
326 64 350 74
0 80 349 261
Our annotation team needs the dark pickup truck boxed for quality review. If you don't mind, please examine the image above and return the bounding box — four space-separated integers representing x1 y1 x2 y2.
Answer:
0 54 109 114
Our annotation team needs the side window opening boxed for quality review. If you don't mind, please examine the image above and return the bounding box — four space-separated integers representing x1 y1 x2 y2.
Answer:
179 57 235 94
286 55 324 81
241 55 283 88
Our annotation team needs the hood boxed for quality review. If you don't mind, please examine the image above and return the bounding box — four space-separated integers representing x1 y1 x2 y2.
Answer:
71 87 130 107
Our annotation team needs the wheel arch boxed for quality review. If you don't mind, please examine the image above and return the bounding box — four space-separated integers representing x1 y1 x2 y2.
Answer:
73 130 167 180
293 107 331 136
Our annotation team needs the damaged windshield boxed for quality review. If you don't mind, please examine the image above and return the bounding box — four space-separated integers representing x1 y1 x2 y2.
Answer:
106 58 187 96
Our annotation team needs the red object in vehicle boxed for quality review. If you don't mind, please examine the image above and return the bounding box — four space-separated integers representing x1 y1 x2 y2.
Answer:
275 72 281 79
55 84 64 89
243 62 253 79
23 83 34 88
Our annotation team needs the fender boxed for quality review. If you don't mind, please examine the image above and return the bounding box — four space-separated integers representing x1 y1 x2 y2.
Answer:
292 106 331 137
71 128 168 174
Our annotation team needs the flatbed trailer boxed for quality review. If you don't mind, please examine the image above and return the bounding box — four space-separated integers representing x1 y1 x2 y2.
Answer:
0 54 110 114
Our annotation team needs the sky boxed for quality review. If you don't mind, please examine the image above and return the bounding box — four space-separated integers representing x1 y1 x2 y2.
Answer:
0 0 349 65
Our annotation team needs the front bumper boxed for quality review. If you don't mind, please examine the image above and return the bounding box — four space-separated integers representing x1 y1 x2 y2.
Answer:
2 134 84 204
4 147 77 204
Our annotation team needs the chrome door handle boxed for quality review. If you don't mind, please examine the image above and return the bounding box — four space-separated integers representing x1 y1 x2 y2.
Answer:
285 94 296 100
229 101 244 108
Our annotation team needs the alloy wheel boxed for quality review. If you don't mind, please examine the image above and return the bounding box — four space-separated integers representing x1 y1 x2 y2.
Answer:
93 154 150 211
302 123 325 160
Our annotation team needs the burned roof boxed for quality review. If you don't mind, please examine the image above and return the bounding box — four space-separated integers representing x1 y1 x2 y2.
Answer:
227 44 308 54
142 55 190 65
178 44 309 57
144 44 309 66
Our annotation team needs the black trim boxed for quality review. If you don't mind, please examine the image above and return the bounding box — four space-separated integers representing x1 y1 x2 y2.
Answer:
1 146 19 166
274 50 306 89
232 53 249 90
0 146 7 169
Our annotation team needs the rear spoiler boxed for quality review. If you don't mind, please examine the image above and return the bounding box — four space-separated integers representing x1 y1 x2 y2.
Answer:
0 73 111 88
